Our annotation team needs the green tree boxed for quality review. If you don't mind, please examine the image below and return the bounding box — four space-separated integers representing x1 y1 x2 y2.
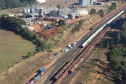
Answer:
100 40 104 48
56 5 61 9
98 9 104 18
107 41 110 48
26 52 32 58
58 20 66 26
36 46 41 52
90 8 96 14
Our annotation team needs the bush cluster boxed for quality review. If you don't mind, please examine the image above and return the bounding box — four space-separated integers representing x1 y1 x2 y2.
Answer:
71 20 85 33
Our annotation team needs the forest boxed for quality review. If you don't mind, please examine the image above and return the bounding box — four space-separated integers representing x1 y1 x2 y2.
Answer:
100 17 126 84
0 0 36 10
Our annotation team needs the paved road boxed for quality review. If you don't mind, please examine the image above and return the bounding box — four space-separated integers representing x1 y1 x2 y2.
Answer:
36 7 126 84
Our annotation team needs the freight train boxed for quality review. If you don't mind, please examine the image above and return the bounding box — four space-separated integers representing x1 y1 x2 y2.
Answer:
53 9 125 84
81 10 124 48
27 67 46 84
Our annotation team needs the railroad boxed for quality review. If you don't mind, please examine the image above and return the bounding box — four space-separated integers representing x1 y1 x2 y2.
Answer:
53 26 111 84
27 67 46 84
36 6 126 84
53 8 125 84
60 13 126 84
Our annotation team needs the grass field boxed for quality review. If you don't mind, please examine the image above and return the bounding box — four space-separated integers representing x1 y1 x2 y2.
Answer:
0 29 36 73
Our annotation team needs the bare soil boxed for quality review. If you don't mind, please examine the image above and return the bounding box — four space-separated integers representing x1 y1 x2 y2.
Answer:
36 27 63 40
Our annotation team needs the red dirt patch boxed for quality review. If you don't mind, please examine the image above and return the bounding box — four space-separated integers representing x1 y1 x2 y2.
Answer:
36 28 64 40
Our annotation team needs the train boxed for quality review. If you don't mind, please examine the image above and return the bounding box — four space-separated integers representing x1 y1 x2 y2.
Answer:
53 8 125 84
53 26 111 84
27 67 46 84
81 10 124 48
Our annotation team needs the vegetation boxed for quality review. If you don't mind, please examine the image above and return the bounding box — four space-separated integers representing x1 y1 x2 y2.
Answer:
99 18 126 83
108 3 117 13
0 0 36 10
58 20 66 26
90 8 96 14
56 5 61 9
97 9 104 18
71 20 85 33
0 15 53 57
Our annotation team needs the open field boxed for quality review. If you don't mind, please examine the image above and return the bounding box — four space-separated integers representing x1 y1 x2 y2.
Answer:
0 29 36 73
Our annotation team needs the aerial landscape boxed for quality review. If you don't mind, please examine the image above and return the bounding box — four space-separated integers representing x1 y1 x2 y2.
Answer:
0 0 126 84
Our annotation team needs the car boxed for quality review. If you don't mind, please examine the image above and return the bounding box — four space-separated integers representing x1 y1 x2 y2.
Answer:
54 53 58 55
49 58 53 60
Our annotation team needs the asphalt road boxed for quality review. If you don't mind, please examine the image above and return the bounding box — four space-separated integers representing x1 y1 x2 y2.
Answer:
36 7 126 84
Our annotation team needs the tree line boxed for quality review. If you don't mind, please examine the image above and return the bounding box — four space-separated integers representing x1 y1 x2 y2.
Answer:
0 0 36 10
99 18 126 83
90 8 104 18
90 2 117 18
0 15 53 58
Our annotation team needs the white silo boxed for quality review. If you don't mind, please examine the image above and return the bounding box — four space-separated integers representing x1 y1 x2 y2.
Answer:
23 9 27 14
36 0 46 4
30 7 34 14
39 9 43 16
79 0 85 5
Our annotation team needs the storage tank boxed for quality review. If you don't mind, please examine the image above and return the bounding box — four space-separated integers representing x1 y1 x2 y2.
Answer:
23 9 27 14
76 9 88 16
79 0 85 5
79 0 92 5
39 9 43 16
30 7 34 14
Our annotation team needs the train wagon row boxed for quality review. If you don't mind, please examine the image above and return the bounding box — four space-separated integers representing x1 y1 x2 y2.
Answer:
81 10 124 48
54 59 74 80
68 27 111 75
53 8 125 84
91 5 125 30
53 27 111 84
27 67 46 84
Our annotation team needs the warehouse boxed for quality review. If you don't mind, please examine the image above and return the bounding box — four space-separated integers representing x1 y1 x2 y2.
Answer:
68 9 88 19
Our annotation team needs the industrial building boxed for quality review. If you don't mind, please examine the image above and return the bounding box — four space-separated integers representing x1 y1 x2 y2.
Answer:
79 0 97 5
68 9 88 19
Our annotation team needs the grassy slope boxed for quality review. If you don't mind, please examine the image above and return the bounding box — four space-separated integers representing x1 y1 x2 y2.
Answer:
0 29 36 73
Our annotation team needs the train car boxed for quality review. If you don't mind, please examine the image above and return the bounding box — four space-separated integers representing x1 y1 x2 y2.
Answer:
67 59 74 66
69 67 75 74
53 81 60 84
81 10 124 48
54 73 61 80
40 70 46 76
34 74 41 82
28 78 35 84
56 76 63 84
61 72 67 79
62 65 68 70
39 67 45 73
59 69 64 75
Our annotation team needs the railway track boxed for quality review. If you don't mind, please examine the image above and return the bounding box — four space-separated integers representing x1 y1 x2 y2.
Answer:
36 6 126 84
60 12 126 84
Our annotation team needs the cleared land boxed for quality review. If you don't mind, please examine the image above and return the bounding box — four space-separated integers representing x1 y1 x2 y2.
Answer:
0 29 36 73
